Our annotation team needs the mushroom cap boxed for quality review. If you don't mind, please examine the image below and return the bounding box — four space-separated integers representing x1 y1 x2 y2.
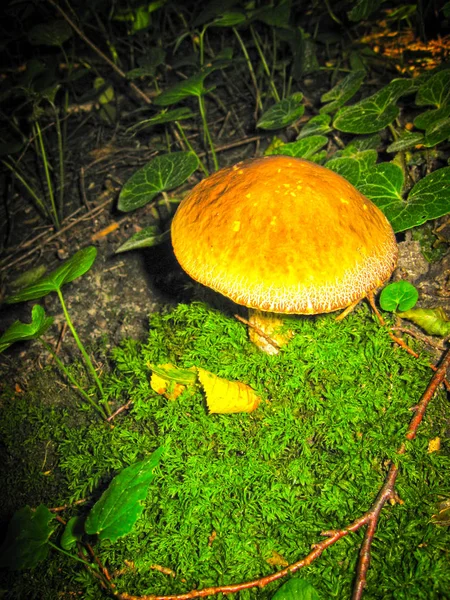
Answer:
171 156 398 314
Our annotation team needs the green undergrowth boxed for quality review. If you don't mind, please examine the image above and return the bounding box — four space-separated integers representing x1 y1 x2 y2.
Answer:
0 302 449 599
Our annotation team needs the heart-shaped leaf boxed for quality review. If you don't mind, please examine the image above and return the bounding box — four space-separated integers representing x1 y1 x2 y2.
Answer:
0 305 54 352
348 0 382 21
115 226 170 253
326 150 378 187
85 447 164 543
28 20 73 46
118 152 199 212
6 247 97 304
269 135 328 159
414 105 450 131
297 114 331 139
423 116 450 147
257 93 304 130
272 577 321 600
333 79 417 134
387 130 424 152
320 70 365 114
0 505 55 570
379 281 419 312
359 164 450 232
416 70 450 108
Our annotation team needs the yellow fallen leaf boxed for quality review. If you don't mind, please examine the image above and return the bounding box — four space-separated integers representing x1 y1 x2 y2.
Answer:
428 437 441 453
197 368 261 414
150 373 186 400
149 363 197 401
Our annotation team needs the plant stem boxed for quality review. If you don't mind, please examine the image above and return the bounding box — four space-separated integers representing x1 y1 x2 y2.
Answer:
50 101 65 224
41 339 107 418
56 288 110 414
232 27 263 115
250 25 281 103
198 94 219 171
34 121 60 230
175 121 209 176
2 159 49 218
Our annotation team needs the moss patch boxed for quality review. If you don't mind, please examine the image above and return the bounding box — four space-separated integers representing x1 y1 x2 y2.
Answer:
0 302 449 599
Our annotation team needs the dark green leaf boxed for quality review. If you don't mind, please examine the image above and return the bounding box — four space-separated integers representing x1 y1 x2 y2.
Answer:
379 281 419 312
154 70 214 105
257 94 304 130
297 114 331 139
387 131 424 152
348 0 383 21
10 265 47 290
272 577 321 600
85 447 164 542
60 516 85 551
0 505 55 570
397 307 450 336
0 305 54 352
127 108 196 133
320 70 365 114
359 164 450 232
118 152 199 212
115 227 170 253
212 12 246 27
269 135 328 159
416 70 450 108
6 247 97 303
334 79 417 134
326 150 377 187
423 116 450 147
28 20 73 46
414 105 450 131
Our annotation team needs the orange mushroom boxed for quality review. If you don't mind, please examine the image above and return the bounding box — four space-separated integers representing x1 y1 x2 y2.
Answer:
171 156 397 353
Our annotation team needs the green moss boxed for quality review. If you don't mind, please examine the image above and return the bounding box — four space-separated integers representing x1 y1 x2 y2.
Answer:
0 302 449 599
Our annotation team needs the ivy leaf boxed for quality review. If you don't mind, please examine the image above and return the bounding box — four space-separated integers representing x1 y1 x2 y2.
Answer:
268 135 328 159
0 505 55 570
297 114 331 139
28 20 73 46
326 150 377 187
405 167 450 225
0 305 54 353
387 131 424 152
85 447 164 543
423 116 450 147
333 79 417 134
6 247 97 303
320 70 365 114
397 307 450 337
360 165 450 232
115 226 170 253
272 577 321 600
257 94 304 130
416 70 450 108
348 0 383 21
414 105 450 131
118 152 199 212
379 281 419 312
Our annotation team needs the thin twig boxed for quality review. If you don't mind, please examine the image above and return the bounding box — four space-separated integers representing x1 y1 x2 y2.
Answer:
234 313 281 352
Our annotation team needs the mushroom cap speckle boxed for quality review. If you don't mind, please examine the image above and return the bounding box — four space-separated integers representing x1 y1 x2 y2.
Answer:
171 156 398 314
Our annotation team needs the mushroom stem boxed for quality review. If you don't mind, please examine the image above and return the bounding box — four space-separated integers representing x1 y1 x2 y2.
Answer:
248 309 293 355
